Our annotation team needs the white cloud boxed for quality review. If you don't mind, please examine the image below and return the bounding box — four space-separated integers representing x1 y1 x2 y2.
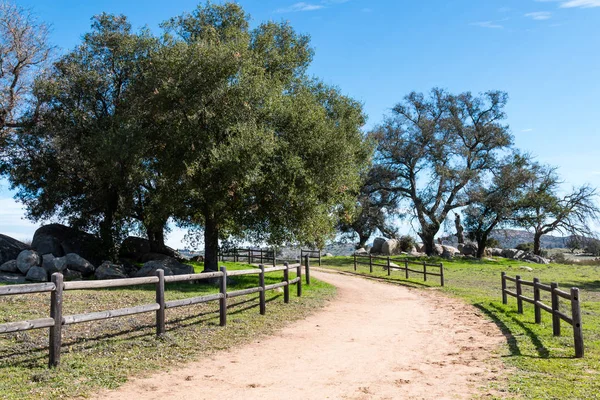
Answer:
471 21 504 29
536 0 600 8
525 11 552 20
275 2 324 13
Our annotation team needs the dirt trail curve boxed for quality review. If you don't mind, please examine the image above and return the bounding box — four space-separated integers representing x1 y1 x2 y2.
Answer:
95 269 505 400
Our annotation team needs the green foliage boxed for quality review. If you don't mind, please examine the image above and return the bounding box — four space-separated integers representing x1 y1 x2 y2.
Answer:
585 238 600 256
516 242 534 252
398 235 415 252
485 237 500 248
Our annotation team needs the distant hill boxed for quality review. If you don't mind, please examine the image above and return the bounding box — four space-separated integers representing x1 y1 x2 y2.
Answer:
441 229 571 249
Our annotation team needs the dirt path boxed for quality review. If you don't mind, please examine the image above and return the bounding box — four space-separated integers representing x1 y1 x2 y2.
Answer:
95 270 505 400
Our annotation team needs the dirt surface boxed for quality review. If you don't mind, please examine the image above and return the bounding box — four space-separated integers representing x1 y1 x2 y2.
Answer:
95 269 506 400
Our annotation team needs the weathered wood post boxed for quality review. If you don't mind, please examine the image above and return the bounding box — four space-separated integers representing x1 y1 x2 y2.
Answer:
551 282 560 336
405 260 409 279
259 264 266 315
49 272 64 368
353 253 357 271
533 277 541 324
260 249 263 264
387 256 391 276
423 261 427 282
297 263 302 297
305 255 311 285
516 275 523 313
220 266 227 326
501 272 507 304
440 263 444 287
235 248 238 263
283 262 290 304
571 287 584 358
249 250 253 264
272 249 276 268
369 253 373 273
155 269 166 336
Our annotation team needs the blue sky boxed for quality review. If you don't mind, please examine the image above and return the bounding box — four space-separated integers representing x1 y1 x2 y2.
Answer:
1 0 599 246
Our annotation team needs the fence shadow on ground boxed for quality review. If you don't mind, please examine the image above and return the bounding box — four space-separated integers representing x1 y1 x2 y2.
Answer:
474 302 573 360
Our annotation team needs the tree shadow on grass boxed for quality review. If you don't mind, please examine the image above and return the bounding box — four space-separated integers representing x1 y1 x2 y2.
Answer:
473 302 572 360
0 293 283 369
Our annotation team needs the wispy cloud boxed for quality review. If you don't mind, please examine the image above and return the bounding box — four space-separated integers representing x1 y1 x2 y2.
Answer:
536 0 600 8
471 21 504 29
275 2 325 13
525 11 552 20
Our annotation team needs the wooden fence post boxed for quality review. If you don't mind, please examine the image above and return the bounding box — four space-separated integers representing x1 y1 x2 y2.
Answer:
283 262 290 304
250 250 253 264
533 277 541 324
551 282 560 336
260 250 263 264
297 263 302 297
405 260 409 279
353 253 357 271
440 263 444 287
49 272 64 368
155 269 166 336
305 255 311 285
235 248 238 263
571 287 584 358
501 272 507 304
423 261 427 282
272 249 276 268
220 266 227 326
259 264 266 315
369 253 373 273
516 275 523 313
387 256 391 276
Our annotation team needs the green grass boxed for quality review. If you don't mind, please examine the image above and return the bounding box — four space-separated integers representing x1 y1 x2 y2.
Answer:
320 256 600 399
0 262 335 399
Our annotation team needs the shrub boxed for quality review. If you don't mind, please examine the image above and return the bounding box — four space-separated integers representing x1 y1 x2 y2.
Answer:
398 235 415 252
486 238 500 248
516 242 534 252
585 238 600 256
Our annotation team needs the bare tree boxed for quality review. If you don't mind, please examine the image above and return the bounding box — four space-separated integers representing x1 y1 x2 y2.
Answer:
0 1 51 134
371 89 513 255
514 164 600 255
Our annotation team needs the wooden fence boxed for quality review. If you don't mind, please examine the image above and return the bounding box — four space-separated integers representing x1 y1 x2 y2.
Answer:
219 248 276 266
301 249 321 266
353 254 444 286
0 263 302 368
501 272 584 358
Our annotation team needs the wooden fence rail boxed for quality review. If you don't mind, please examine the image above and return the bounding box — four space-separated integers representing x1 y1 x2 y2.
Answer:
219 248 277 266
501 272 584 358
353 254 444 286
301 249 321 266
0 263 302 368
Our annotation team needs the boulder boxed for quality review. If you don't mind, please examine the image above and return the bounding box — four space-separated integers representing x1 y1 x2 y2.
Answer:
42 254 67 275
324 253 334 257
140 252 172 263
381 239 398 256
136 257 193 277
490 248 504 257
118 258 139 277
0 272 27 284
0 259 18 273
16 250 41 274
441 245 459 259
501 248 520 259
461 243 478 257
25 266 48 282
354 248 368 255
521 253 549 265
457 243 465 253
32 224 105 265
519 266 534 272
63 269 83 281
95 262 127 280
190 255 204 262
119 236 152 261
371 237 386 254
64 253 95 277
0 234 30 264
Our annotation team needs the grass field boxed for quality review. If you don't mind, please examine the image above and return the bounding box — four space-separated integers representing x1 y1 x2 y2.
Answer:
0 262 336 399
321 256 600 399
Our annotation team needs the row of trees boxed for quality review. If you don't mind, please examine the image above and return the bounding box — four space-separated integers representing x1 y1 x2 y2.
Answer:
0 2 370 270
341 90 599 257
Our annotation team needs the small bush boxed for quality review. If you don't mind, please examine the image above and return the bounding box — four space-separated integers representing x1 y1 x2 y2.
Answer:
516 242 534 252
585 238 600 256
398 235 415 252
486 238 500 248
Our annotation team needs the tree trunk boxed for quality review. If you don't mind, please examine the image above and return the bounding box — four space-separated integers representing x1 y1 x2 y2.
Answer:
146 220 168 254
203 214 219 272
357 232 369 249
419 229 436 256
100 190 119 260
533 231 543 255
455 214 465 244
476 233 488 259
